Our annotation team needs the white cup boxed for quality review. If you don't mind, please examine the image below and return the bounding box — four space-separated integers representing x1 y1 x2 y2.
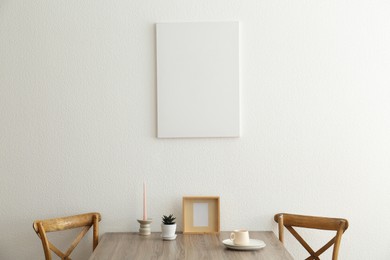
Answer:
230 229 250 245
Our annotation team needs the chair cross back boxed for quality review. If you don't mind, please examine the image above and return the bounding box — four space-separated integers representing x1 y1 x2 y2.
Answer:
33 212 101 260
274 213 348 260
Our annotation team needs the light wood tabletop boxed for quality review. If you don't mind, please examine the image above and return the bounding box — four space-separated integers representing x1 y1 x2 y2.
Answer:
89 231 293 260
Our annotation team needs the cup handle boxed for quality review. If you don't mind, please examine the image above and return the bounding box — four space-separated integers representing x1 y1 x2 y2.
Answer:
230 232 235 241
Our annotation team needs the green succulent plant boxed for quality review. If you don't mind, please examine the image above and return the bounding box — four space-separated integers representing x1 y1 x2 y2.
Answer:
162 214 176 225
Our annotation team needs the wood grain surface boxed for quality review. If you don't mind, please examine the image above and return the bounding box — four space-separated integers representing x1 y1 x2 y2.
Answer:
89 231 293 260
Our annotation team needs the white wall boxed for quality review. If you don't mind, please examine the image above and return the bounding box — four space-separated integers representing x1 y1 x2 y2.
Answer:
1 0 389 259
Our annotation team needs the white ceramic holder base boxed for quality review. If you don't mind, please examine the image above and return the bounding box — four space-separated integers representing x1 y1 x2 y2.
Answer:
137 219 153 236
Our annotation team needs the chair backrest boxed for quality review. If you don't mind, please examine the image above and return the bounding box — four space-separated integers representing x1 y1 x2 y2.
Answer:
33 212 101 260
274 213 348 260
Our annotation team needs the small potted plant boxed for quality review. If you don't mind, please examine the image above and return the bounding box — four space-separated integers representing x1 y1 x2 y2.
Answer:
161 214 176 239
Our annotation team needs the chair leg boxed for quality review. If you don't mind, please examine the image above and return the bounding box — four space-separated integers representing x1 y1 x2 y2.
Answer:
277 215 284 243
37 222 52 260
93 214 99 250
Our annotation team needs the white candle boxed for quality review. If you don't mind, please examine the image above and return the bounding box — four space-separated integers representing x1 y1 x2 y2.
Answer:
143 182 147 220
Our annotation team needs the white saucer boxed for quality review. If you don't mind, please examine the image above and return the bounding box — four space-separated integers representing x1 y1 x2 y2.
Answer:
161 234 177 240
222 239 266 250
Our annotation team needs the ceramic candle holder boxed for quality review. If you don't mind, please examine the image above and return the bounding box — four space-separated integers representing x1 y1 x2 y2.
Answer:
137 219 153 236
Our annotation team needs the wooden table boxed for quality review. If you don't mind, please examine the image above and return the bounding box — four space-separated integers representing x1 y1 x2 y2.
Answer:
89 231 293 260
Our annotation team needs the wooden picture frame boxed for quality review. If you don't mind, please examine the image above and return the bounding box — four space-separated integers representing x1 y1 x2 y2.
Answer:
182 196 220 234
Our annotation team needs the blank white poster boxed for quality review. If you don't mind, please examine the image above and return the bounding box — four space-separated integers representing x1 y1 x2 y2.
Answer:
193 203 209 227
156 22 240 138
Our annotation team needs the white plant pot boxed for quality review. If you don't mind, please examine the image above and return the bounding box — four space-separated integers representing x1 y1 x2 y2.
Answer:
161 223 176 238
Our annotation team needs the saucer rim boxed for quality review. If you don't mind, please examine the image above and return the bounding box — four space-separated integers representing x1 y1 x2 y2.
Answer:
222 239 266 248
161 234 177 240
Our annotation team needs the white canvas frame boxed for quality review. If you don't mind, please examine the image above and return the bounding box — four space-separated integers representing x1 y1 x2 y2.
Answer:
156 22 240 138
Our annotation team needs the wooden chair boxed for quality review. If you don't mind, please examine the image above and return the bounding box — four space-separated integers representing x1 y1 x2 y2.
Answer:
33 212 101 260
274 213 348 260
